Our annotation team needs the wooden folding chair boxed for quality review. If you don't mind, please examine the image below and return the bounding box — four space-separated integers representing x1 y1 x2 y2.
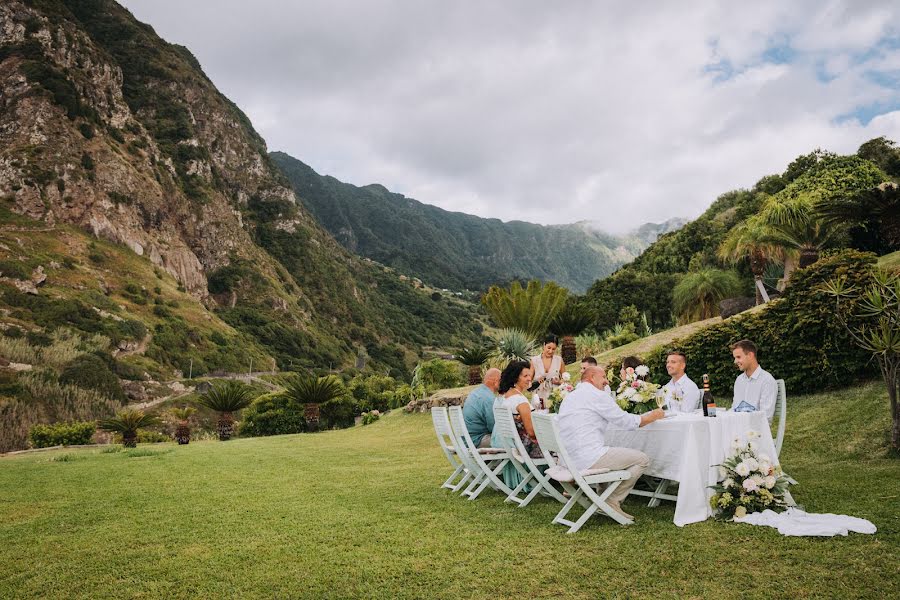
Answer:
532 413 634 531
447 406 515 500
431 407 470 491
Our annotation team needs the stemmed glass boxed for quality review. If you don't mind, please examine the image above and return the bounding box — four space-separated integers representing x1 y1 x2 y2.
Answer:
655 389 667 413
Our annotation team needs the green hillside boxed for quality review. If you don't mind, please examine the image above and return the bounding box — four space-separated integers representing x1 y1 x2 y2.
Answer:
1 382 896 599
272 151 648 292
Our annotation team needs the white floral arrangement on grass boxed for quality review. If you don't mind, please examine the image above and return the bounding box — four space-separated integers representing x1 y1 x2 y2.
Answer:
548 372 574 413
615 364 661 414
710 431 791 520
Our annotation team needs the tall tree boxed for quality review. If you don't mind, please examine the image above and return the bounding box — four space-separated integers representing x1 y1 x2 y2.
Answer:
718 214 786 302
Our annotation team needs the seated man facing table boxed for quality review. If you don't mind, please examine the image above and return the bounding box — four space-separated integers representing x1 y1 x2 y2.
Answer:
663 350 700 414
462 368 501 448
558 366 665 522
731 339 777 421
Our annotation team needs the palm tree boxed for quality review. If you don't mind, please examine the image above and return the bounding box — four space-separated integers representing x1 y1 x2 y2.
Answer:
550 302 592 364
672 269 743 323
718 214 786 303
489 328 537 369
99 409 161 448
818 182 900 253
283 374 345 431
170 406 196 445
455 345 492 385
759 193 845 270
196 381 254 440
481 280 568 338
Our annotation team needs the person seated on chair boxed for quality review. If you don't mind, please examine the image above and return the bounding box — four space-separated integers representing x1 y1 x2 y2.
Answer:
731 339 777 421
492 360 541 458
558 366 665 521
663 350 701 413
462 368 501 448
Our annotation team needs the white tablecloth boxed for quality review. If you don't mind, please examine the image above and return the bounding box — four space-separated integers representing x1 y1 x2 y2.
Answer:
606 411 777 527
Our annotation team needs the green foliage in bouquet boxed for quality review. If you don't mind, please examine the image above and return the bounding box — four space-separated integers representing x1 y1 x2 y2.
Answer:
710 435 791 520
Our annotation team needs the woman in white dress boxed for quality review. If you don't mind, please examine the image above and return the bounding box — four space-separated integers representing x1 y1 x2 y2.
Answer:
492 360 541 458
529 335 563 410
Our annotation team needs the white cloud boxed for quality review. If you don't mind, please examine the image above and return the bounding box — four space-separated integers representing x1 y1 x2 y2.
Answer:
120 0 900 232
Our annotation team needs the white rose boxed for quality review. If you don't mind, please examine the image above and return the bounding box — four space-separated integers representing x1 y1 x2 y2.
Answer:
744 458 759 472
635 365 650 377
758 461 772 475
758 453 771 464
562 372 571 381
742 478 759 492
735 462 751 477
723 478 736 489
764 476 776 489
623 387 637 399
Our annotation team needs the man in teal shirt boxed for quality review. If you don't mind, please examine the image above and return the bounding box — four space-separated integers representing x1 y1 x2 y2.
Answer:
462 368 501 448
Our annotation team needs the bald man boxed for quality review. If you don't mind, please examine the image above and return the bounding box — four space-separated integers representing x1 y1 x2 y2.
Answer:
558 366 665 521
463 368 501 448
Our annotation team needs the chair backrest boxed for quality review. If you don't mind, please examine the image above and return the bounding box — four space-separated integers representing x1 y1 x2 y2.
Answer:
492 406 525 456
774 379 787 458
531 413 565 470
447 406 481 471
431 407 457 462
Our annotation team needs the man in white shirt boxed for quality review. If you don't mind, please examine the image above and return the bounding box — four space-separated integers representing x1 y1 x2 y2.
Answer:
558 366 665 521
731 339 777 421
664 350 701 413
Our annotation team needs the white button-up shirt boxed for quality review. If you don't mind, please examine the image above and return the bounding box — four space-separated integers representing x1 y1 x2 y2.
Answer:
665 374 701 413
733 366 777 421
558 382 642 471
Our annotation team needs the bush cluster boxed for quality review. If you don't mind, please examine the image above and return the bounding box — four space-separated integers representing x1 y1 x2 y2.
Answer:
29 421 96 448
59 354 126 402
240 392 307 437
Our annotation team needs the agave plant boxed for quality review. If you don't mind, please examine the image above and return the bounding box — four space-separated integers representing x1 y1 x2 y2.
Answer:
455 345 492 385
170 406 196 445
575 333 607 358
99 409 161 448
283 374 345 431
550 302 593 365
481 280 568 338
196 381 254 441
488 328 537 369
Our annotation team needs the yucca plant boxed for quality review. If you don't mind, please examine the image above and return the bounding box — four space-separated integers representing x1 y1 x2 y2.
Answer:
99 409 161 448
170 406 196 445
575 333 607 358
455 345 492 385
196 381 254 441
284 374 345 431
488 328 537 369
550 302 593 364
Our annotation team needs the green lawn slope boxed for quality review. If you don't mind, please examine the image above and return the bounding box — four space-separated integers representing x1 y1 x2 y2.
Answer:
1 382 897 599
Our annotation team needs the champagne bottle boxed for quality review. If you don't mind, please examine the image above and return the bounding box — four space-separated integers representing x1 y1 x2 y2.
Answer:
702 374 717 417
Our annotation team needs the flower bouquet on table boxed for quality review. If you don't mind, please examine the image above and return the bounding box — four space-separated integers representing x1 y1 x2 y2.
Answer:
709 431 791 520
614 364 660 414
548 372 574 413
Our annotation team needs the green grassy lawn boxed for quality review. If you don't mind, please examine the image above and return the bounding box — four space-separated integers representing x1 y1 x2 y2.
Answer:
1 383 898 599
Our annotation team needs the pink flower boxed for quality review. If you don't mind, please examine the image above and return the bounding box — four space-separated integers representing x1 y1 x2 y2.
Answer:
632 381 641 389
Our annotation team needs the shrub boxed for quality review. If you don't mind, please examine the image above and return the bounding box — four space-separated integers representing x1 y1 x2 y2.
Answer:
29 421 96 448
411 358 465 392
320 396 357 429
360 411 380 426
240 392 307 437
59 354 126 402
347 374 397 413
0 260 28 280
635 250 879 397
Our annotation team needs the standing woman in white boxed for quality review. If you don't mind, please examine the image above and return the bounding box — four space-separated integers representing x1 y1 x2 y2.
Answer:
529 334 564 410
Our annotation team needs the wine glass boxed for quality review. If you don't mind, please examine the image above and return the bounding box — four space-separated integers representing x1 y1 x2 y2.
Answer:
655 389 667 411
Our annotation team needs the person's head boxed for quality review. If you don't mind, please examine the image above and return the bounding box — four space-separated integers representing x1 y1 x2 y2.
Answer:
620 355 641 381
665 350 687 378
498 361 532 394
540 334 559 357
731 340 759 374
581 366 608 391
482 368 501 393
580 356 597 375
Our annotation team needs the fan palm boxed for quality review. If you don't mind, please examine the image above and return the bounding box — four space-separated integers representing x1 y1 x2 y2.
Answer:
673 269 743 323
99 409 161 448
550 302 593 364
481 280 568 338
488 328 537 369
759 193 845 270
817 182 900 253
170 406 196 445
718 214 786 303
283 374 345 431
196 381 254 440
455 345 492 385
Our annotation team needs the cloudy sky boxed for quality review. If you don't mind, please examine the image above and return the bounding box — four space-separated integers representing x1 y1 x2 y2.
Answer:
121 0 900 232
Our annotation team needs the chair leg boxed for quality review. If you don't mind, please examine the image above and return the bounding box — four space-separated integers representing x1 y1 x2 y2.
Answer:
442 464 464 489
648 479 669 507
451 469 474 492
567 503 599 533
506 472 535 505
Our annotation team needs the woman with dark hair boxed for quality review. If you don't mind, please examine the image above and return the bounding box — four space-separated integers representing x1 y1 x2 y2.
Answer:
619 355 642 383
529 334 563 410
492 360 541 458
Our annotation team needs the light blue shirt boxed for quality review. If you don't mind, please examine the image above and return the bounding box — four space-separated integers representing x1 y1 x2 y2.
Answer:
462 384 497 446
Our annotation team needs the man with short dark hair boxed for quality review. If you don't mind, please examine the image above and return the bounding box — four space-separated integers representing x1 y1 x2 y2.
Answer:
580 356 598 376
664 350 700 413
731 340 777 421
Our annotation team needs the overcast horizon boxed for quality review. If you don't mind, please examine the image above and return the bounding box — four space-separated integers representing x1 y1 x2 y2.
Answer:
121 0 900 233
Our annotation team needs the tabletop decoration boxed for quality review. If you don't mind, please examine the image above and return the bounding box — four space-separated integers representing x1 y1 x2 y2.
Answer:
614 364 661 414
710 431 791 520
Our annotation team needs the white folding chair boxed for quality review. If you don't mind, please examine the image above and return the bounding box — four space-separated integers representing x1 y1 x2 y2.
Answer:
532 413 634 531
773 379 798 487
431 407 471 491
492 406 567 507
447 406 514 500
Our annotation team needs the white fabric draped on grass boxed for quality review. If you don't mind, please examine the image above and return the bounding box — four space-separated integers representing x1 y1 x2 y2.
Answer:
734 508 876 537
